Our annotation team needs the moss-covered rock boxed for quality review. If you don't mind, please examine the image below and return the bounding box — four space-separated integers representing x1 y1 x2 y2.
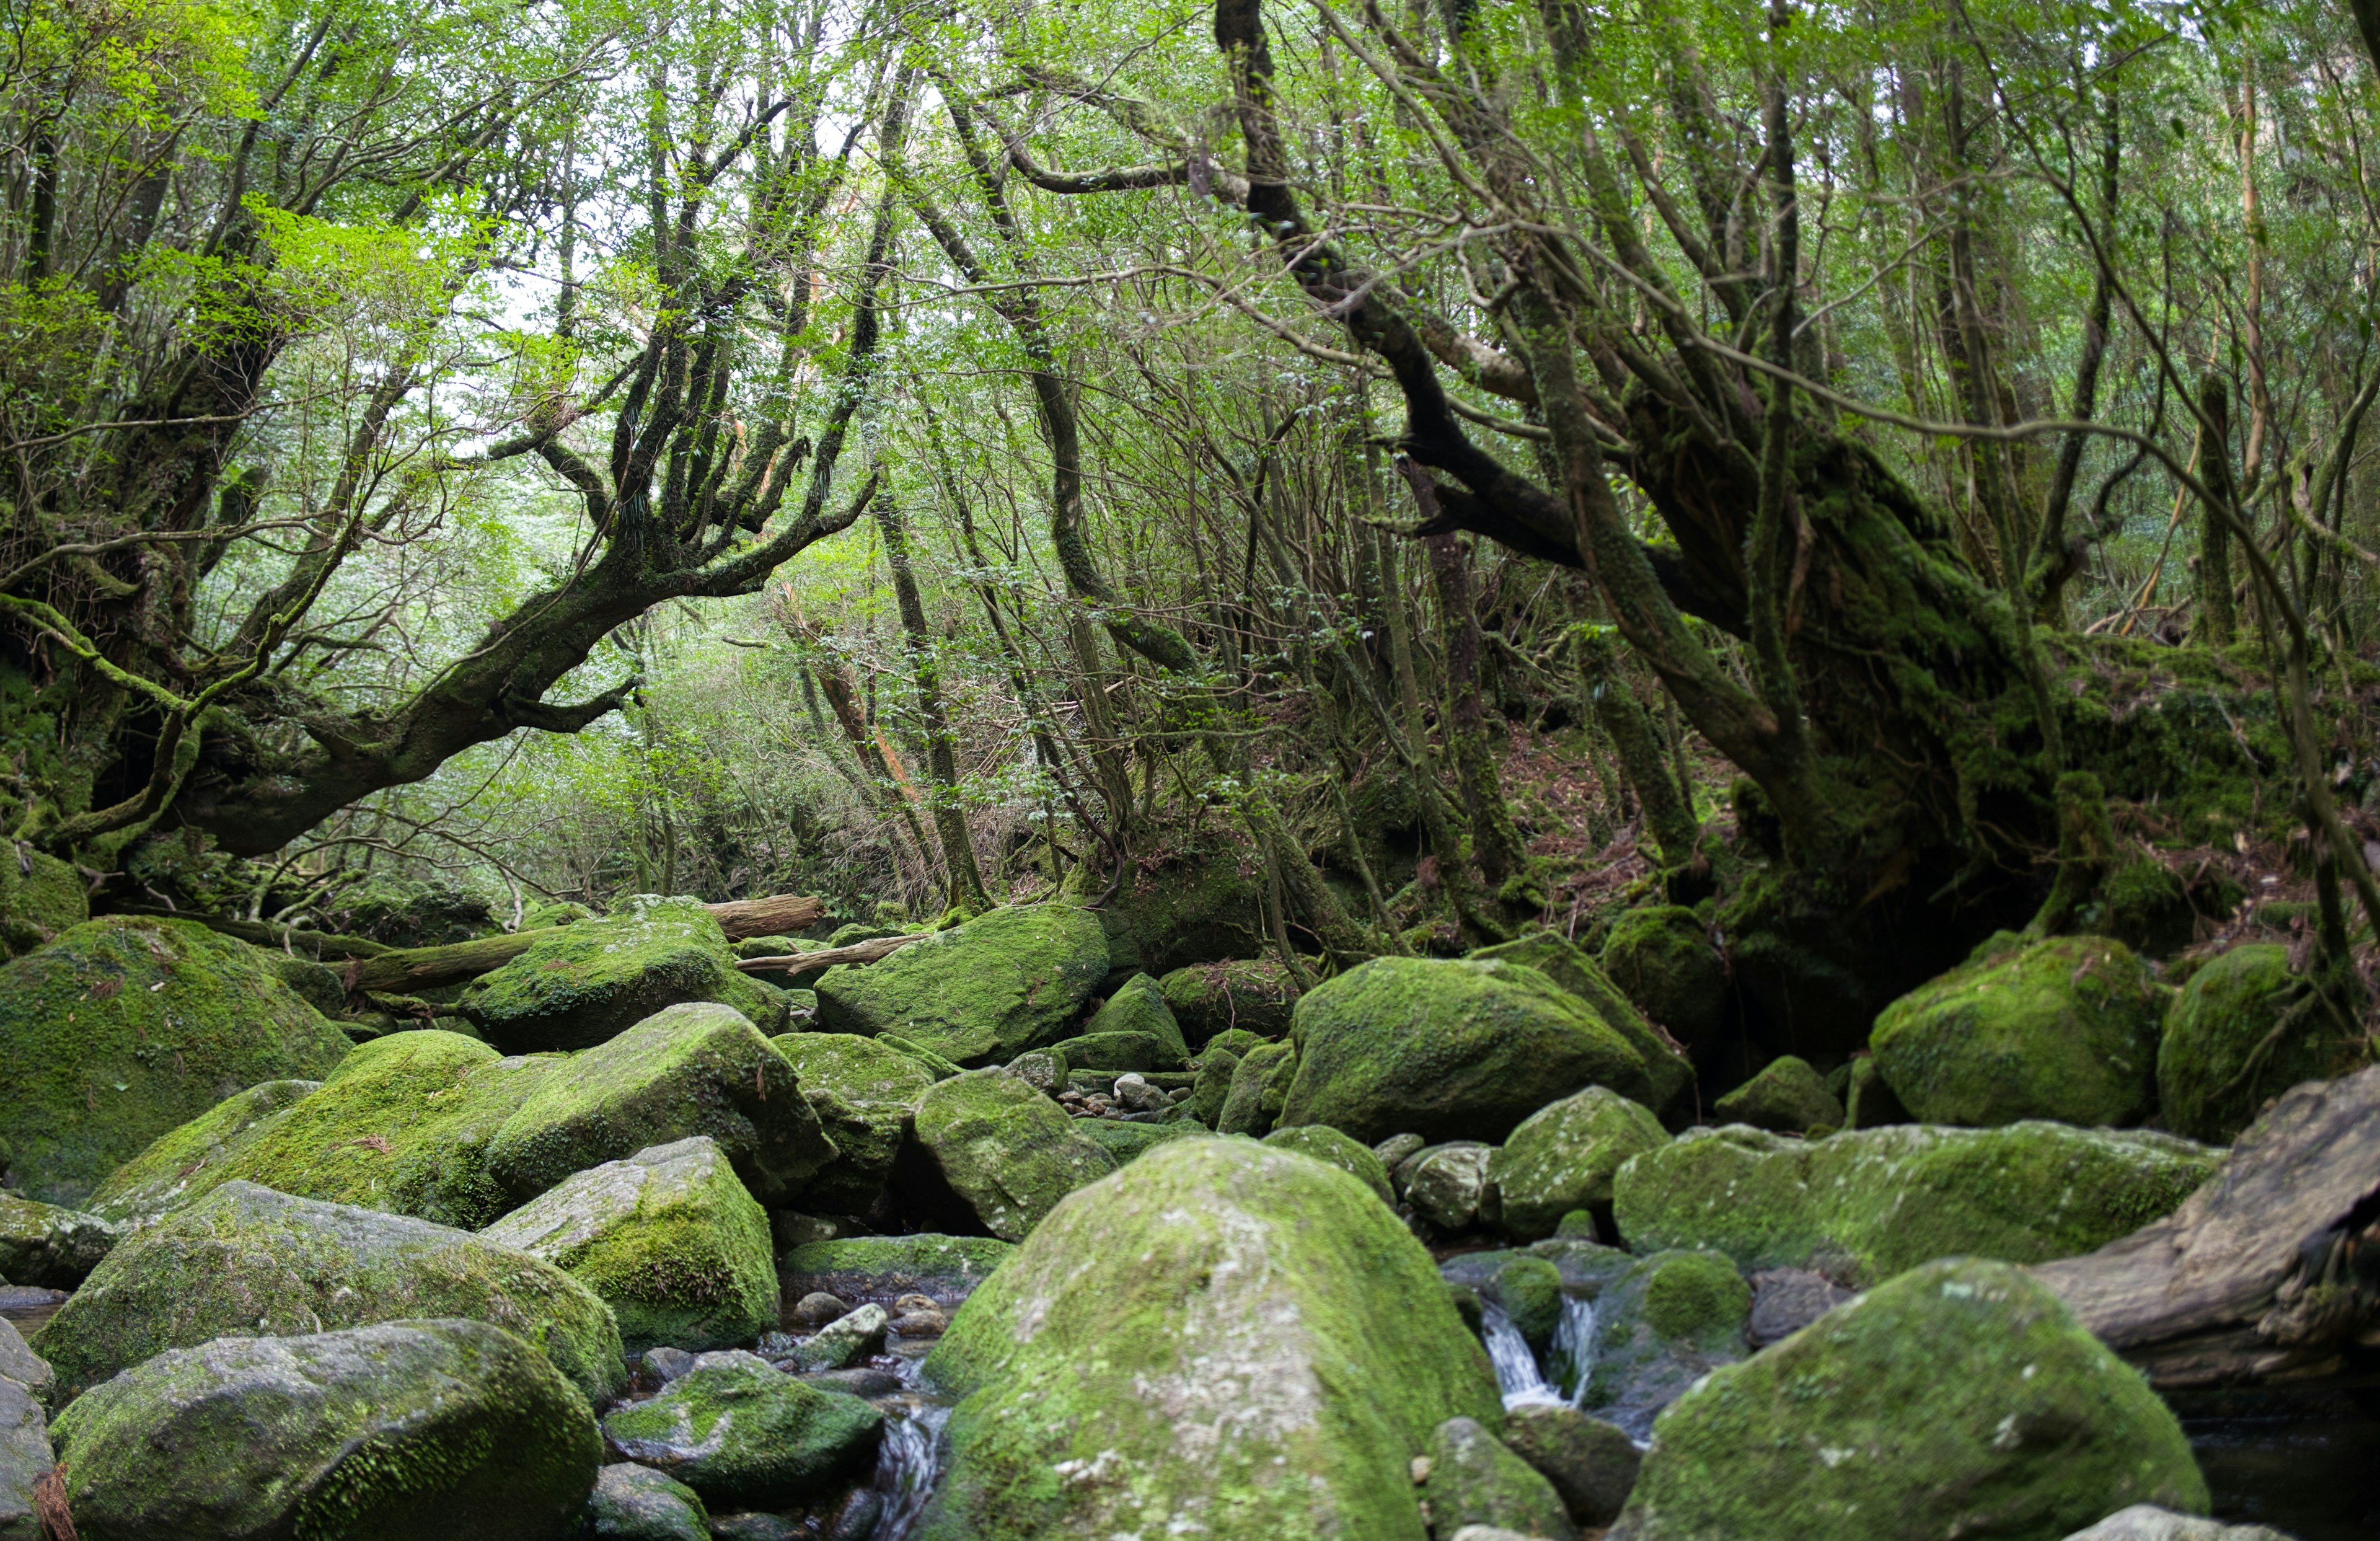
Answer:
478 1136 775 1356
600 1350 882 1508
522 901 597 930
1580 1250 1750 1436
1711 1054 1843 1133
1611 1121 2221 1286
910 1071 1116 1240
778 1234 1013 1304
1598 907 1726 1052
1082 1119 1205 1165
1610 1259 2208 1540
1157 959 1299 1044
1488 1088 1669 1240
1216 1040 1298 1137
1046 1031 1185 1074
581 1462 710 1541
0 1380 44 1541
1469 932 1696 1115
79 1075 322 1228
49 1318 601 1541
38 1180 627 1403
1491 1254 1565 1348
1083 973 1189 1056
2159 943 2369 1144
0 1193 117 1288
920 1137 1501 1540
879 1033 964 1080
1406 1142 1497 1232
1280 958 1651 1146
0 916 353 1206
1101 844 1270 977
487 1003 837 1207
0 849 85 960
1870 935 2166 1128
1424 1415 1577 1540
1189 1046 1240 1126
813 904 1108 1064
462 896 785 1053
769 1032 934 1214
1501 1404 1641 1528
2096 858 2199 959
1843 1055 1908 1130
1262 1124 1393 1204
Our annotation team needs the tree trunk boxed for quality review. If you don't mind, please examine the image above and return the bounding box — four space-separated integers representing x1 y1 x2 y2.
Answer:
875 488 992 912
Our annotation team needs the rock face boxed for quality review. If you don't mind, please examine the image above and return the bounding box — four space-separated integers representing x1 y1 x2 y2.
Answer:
48 1318 602 1541
770 1032 935 1214
0 916 352 1206
479 1136 776 1354
2157 943 2366 1143
1608 1260 2208 1540
485 1003 837 1206
1280 958 1652 1146
1261 1124 1394 1204
1488 1087 1670 1240
921 1137 1501 1540
462 895 787 1052
0 1192 118 1286
1424 1416 1577 1540
38 1180 626 1403
1870 935 2167 1128
1711 1054 1843 1133
908 1071 1116 1241
0 1374 48 1541
1468 933 1696 1113
777 1234 1013 1304
813 904 1108 1064
1158 959 1298 1043
1611 1122 2219 1286
1598 906 1727 1053
580 1464 710 1541
0 1320 49 1400
599 1350 883 1508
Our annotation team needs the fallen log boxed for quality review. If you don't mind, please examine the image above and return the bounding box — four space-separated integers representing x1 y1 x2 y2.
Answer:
2034 1064 2380 1388
735 932 926 975
337 893 830 995
115 906 390 960
707 892 828 938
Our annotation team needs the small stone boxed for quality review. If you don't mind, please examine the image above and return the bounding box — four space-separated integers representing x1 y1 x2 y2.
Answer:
790 1291 849 1328
582 1462 710 1540
707 1516 803 1541
889 1309 948 1338
2058 1505 2298 1541
643 1346 697 1385
892 1294 938 1314
1375 1133 1426 1181
1113 1073 1171 1113
1746 1268 1854 1348
796 1303 888 1371
1411 1455 1434 1485
1003 1049 1067 1096
824 1486 884 1541
797 1366 904 1398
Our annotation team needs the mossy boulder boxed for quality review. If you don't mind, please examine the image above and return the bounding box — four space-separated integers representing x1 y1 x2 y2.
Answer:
1488 1087 1669 1240
1082 973 1189 1058
0 849 85 958
79 1075 323 1228
1157 959 1299 1043
813 903 1108 1064
1490 1255 1565 1348
909 1071 1116 1241
478 1136 775 1356
767 1032 933 1214
1082 1119 1205 1165
1599 906 1726 1051
581 1463 709 1541
1711 1054 1844 1134
2096 859 2200 958
1101 846 1269 976
0 916 352 1206
1579 1249 1750 1436
1424 1415 1577 1540
38 1180 627 1403
0 1372 47 1541
1406 1142 1497 1232
2158 944 2369 1144
599 1349 882 1509
486 1003 837 1207
1609 1259 2208 1540
462 896 785 1053
1217 1039 1298 1136
920 1137 1502 1540
1870 935 2166 1128
778 1234 1013 1305
1279 957 1652 1146
1611 1121 2221 1286
1501 1404 1641 1528
1262 1123 1394 1204
1189 1045 1239 1126
1046 1031 1184 1074
0 1193 117 1287
1470 932 1696 1114
48 1318 601 1541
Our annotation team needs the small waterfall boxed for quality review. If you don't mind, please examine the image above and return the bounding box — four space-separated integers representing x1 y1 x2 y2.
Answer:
1545 1295 1598 1407
866 1400 952 1541
1482 1297 1600 1410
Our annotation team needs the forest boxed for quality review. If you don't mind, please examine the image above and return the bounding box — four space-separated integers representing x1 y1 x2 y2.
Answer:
0 0 2376 1538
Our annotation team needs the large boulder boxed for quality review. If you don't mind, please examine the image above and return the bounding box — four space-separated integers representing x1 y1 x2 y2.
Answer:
1488 1087 1669 1240
1080 973 1190 1059
777 1234 1012 1305
1216 1040 1298 1136
485 1002 837 1206
2158 944 2368 1144
0 916 351 1206
0 849 85 959
1424 1416 1577 1540
1101 843 1270 976
1599 906 1727 1053
769 1031 935 1214
1158 959 1298 1043
599 1350 882 1509
1611 1121 2223 1287
1711 1054 1844 1133
0 1320 49 1402
479 1136 776 1355
0 1193 118 1287
80 1075 322 1228
48 1319 601 1541
461 896 785 1053
37 1180 625 1403
814 903 1108 1064
0 1374 47 1541
1469 933 1696 1114
920 1137 1502 1540
1871 935 2167 1128
907 1071 1115 1241
1608 1259 2208 1540
1280 957 1652 1146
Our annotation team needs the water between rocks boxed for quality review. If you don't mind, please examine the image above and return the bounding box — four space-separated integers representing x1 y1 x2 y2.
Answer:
865 1351 953 1541
1480 1297 1602 1413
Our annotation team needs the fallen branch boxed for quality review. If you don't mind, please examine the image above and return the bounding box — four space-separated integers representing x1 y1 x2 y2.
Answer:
115 907 389 960
336 893 830 995
735 932 927 974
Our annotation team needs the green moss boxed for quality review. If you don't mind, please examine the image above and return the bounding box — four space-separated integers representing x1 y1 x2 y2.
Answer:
1870 935 2166 1128
814 904 1109 1064
80 1076 317 1227
0 1193 117 1287
2159 943 2368 1144
38 1180 627 1403
1157 959 1298 1043
1046 1031 1186 1073
1598 906 1726 1050
1082 973 1189 1058
1082 1119 1206 1165
1469 931 1696 1113
1217 1040 1298 1136
1611 1121 2222 1286
1279 957 1651 1146
581 1462 709 1540
1492 1255 1565 1348
0 917 353 1206
0 850 85 958
1635 1250 1750 1345
778 1234 1014 1302
1613 1259 2208 1540
912 1071 1117 1240
1100 840 1269 977
1711 1055 1843 1133
461 896 783 1053
1487 1087 1668 1239
1262 1124 1394 1204
2094 858 2198 958
769 1031 934 1212
1423 1415 1575 1540
879 1033 965 1079
920 1138 1499 1541
1190 1046 1239 1126
601 1351 881 1508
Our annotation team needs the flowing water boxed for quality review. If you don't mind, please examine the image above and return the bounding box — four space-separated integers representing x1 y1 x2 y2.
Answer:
866 1396 954 1541
1480 1297 1599 1410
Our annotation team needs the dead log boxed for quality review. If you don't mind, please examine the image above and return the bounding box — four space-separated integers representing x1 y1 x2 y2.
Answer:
2034 1064 2380 1387
735 932 926 974
339 893 830 995
115 907 389 960
707 892 827 938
